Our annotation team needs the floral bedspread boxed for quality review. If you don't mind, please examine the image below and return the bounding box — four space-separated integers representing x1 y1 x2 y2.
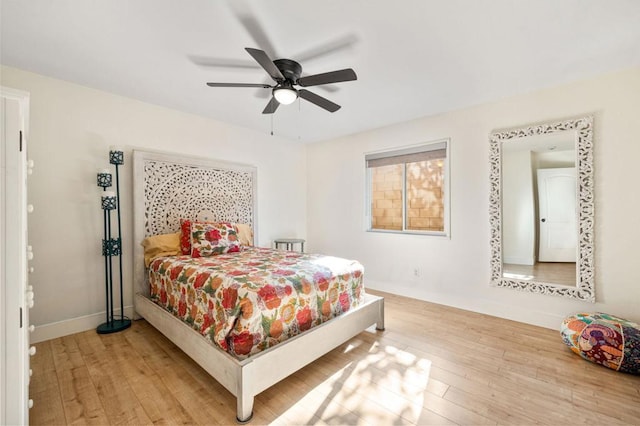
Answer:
148 247 364 359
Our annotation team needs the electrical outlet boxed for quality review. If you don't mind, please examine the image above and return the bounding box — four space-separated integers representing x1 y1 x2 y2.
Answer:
413 268 421 277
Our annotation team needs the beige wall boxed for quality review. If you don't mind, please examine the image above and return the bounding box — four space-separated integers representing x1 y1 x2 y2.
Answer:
1 66 308 341
307 67 640 329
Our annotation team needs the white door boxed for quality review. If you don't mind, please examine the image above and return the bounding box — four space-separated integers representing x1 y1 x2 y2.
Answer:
537 168 576 262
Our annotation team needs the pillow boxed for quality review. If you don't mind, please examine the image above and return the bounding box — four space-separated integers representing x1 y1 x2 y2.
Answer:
235 223 254 246
181 219 251 253
180 219 192 255
191 221 242 257
141 232 181 267
181 218 227 254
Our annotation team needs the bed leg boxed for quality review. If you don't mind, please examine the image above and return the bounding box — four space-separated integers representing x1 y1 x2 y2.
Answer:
236 370 254 424
376 298 385 331
236 395 254 424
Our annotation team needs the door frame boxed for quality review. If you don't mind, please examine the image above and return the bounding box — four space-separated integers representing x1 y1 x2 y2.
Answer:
1 86 31 426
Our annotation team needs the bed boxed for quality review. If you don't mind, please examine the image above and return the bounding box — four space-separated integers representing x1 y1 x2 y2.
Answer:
132 150 384 423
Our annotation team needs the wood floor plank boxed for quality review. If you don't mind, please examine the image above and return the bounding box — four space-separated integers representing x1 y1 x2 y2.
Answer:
30 341 61 395
29 340 67 425
129 321 240 421
50 335 86 371
570 388 640 424
311 343 450 424
256 379 328 426
74 331 152 425
50 335 110 425
107 331 197 425
28 289 640 425
30 340 55 373
317 330 451 400
123 324 234 425
130 320 284 425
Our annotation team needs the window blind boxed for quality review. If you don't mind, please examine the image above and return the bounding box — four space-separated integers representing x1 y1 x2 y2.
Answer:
365 142 447 168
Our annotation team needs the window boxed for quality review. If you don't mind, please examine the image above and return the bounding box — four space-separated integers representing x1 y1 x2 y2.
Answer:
365 139 449 236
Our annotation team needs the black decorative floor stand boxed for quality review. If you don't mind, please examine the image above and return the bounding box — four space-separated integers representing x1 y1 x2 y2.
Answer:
96 148 131 334
97 318 131 334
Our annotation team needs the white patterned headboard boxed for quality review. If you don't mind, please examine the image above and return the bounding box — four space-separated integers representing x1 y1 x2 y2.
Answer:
132 150 258 298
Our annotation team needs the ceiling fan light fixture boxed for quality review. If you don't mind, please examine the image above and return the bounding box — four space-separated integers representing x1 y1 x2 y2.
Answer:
273 87 298 105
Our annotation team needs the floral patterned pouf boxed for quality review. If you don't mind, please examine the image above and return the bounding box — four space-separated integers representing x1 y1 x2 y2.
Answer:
561 313 640 375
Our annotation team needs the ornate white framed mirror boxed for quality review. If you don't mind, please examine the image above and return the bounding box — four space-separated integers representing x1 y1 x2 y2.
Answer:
489 115 594 302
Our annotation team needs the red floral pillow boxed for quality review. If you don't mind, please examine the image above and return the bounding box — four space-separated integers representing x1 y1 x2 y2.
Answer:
179 219 192 255
191 221 242 258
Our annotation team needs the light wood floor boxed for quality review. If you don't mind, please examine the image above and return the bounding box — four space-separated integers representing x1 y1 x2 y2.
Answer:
30 290 640 425
503 262 576 286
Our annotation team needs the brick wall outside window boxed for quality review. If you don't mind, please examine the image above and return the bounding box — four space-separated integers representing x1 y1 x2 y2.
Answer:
371 164 403 230
371 160 444 231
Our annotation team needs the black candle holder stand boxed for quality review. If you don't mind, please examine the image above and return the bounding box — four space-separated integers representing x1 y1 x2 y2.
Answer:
96 149 131 334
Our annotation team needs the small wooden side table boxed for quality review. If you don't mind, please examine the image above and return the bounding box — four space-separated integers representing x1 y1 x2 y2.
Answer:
274 238 305 252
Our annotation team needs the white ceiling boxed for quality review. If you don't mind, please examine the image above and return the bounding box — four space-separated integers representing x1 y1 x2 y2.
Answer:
2 0 639 143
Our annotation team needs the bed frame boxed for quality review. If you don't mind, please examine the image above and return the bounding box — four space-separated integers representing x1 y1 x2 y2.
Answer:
132 150 385 422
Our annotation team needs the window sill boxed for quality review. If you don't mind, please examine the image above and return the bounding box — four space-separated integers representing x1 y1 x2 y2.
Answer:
366 229 449 238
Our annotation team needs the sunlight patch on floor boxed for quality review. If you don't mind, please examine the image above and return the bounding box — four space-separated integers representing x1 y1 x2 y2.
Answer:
286 343 436 424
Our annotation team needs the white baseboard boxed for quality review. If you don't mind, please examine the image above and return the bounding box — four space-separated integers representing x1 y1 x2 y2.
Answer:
365 280 564 330
31 305 135 343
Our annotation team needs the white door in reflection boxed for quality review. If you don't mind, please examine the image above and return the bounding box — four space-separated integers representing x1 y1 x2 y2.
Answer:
537 168 576 262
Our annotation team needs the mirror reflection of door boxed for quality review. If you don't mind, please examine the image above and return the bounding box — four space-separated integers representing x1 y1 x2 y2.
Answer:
501 132 577 286
537 168 576 262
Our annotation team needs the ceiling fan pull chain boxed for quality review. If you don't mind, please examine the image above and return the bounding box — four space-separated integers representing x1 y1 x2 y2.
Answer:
270 113 274 136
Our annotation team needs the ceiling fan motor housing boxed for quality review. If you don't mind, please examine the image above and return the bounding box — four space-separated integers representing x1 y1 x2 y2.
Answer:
274 59 302 84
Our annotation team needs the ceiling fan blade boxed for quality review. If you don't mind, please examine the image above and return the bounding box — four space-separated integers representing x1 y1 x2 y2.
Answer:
298 69 357 87
298 89 341 113
245 48 284 82
230 2 279 58
262 97 280 114
294 34 359 63
237 15 279 59
190 55 259 70
206 82 272 88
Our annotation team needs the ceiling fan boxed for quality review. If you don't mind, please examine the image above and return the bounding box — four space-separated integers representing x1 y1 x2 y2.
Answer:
206 47 357 114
